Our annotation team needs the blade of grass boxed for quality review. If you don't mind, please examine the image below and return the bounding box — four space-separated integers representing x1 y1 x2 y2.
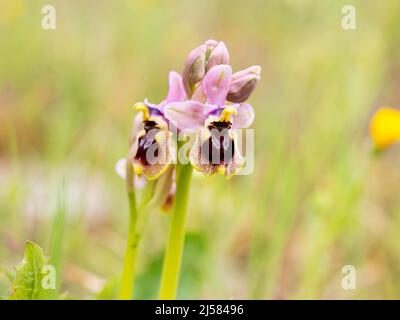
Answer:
48 178 67 299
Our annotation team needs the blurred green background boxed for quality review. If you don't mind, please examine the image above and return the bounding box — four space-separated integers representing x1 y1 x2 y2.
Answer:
1 0 400 299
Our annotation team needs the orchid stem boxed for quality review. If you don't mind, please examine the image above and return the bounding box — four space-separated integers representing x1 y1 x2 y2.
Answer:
119 164 155 300
159 162 193 299
119 163 139 300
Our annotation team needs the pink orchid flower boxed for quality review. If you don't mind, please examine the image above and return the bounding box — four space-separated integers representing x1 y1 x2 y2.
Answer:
129 71 186 180
164 64 260 177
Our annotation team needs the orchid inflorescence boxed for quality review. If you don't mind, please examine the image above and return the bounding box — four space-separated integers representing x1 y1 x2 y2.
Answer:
118 40 261 300
126 39 261 184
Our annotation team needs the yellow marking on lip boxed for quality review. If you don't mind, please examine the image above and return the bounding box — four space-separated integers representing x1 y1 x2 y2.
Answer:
220 107 238 122
134 102 150 121
217 166 226 176
133 164 143 176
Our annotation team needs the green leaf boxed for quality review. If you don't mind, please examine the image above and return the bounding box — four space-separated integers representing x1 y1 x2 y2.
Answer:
9 241 54 300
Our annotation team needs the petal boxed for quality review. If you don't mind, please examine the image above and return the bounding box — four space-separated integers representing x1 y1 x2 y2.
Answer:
189 128 219 175
232 103 255 129
115 158 146 188
206 41 230 71
134 175 147 188
191 83 207 103
223 151 245 177
204 103 219 115
166 71 187 103
143 99 164 117
218 131 245 177
164 100 207 131
182 44 207 97
231 65 261 81
146 165 175 210
189 127 244 177
202 64 232 105
227 66 261 103
156 100 168 112
133 159 171 181
204 39 219 48
143 98 158 109
227 75 259 103
137 101 168 130
133 130 173 180
130 113 144 144
115 158 127 179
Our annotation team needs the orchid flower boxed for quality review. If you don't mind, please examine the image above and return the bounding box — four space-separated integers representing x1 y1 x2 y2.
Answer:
119 72 186 300
129 71 186 180
120 40 261 300
116 71 185 212
164 64 260 177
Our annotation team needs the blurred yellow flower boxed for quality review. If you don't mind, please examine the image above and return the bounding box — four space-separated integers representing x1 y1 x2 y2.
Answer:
370 107 400 150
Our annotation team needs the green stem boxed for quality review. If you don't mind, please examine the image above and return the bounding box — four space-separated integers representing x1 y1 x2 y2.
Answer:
119 162 155 300
159 162 193 299
119 184 139 299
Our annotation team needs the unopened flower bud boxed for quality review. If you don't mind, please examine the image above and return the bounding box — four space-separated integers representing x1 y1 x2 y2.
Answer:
205 41 230 71
205 39 219 48
205 39 218 58
226 66 261 103
182 44 207 97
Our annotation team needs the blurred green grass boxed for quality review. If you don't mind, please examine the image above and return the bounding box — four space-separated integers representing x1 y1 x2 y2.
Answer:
1 0 400 299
